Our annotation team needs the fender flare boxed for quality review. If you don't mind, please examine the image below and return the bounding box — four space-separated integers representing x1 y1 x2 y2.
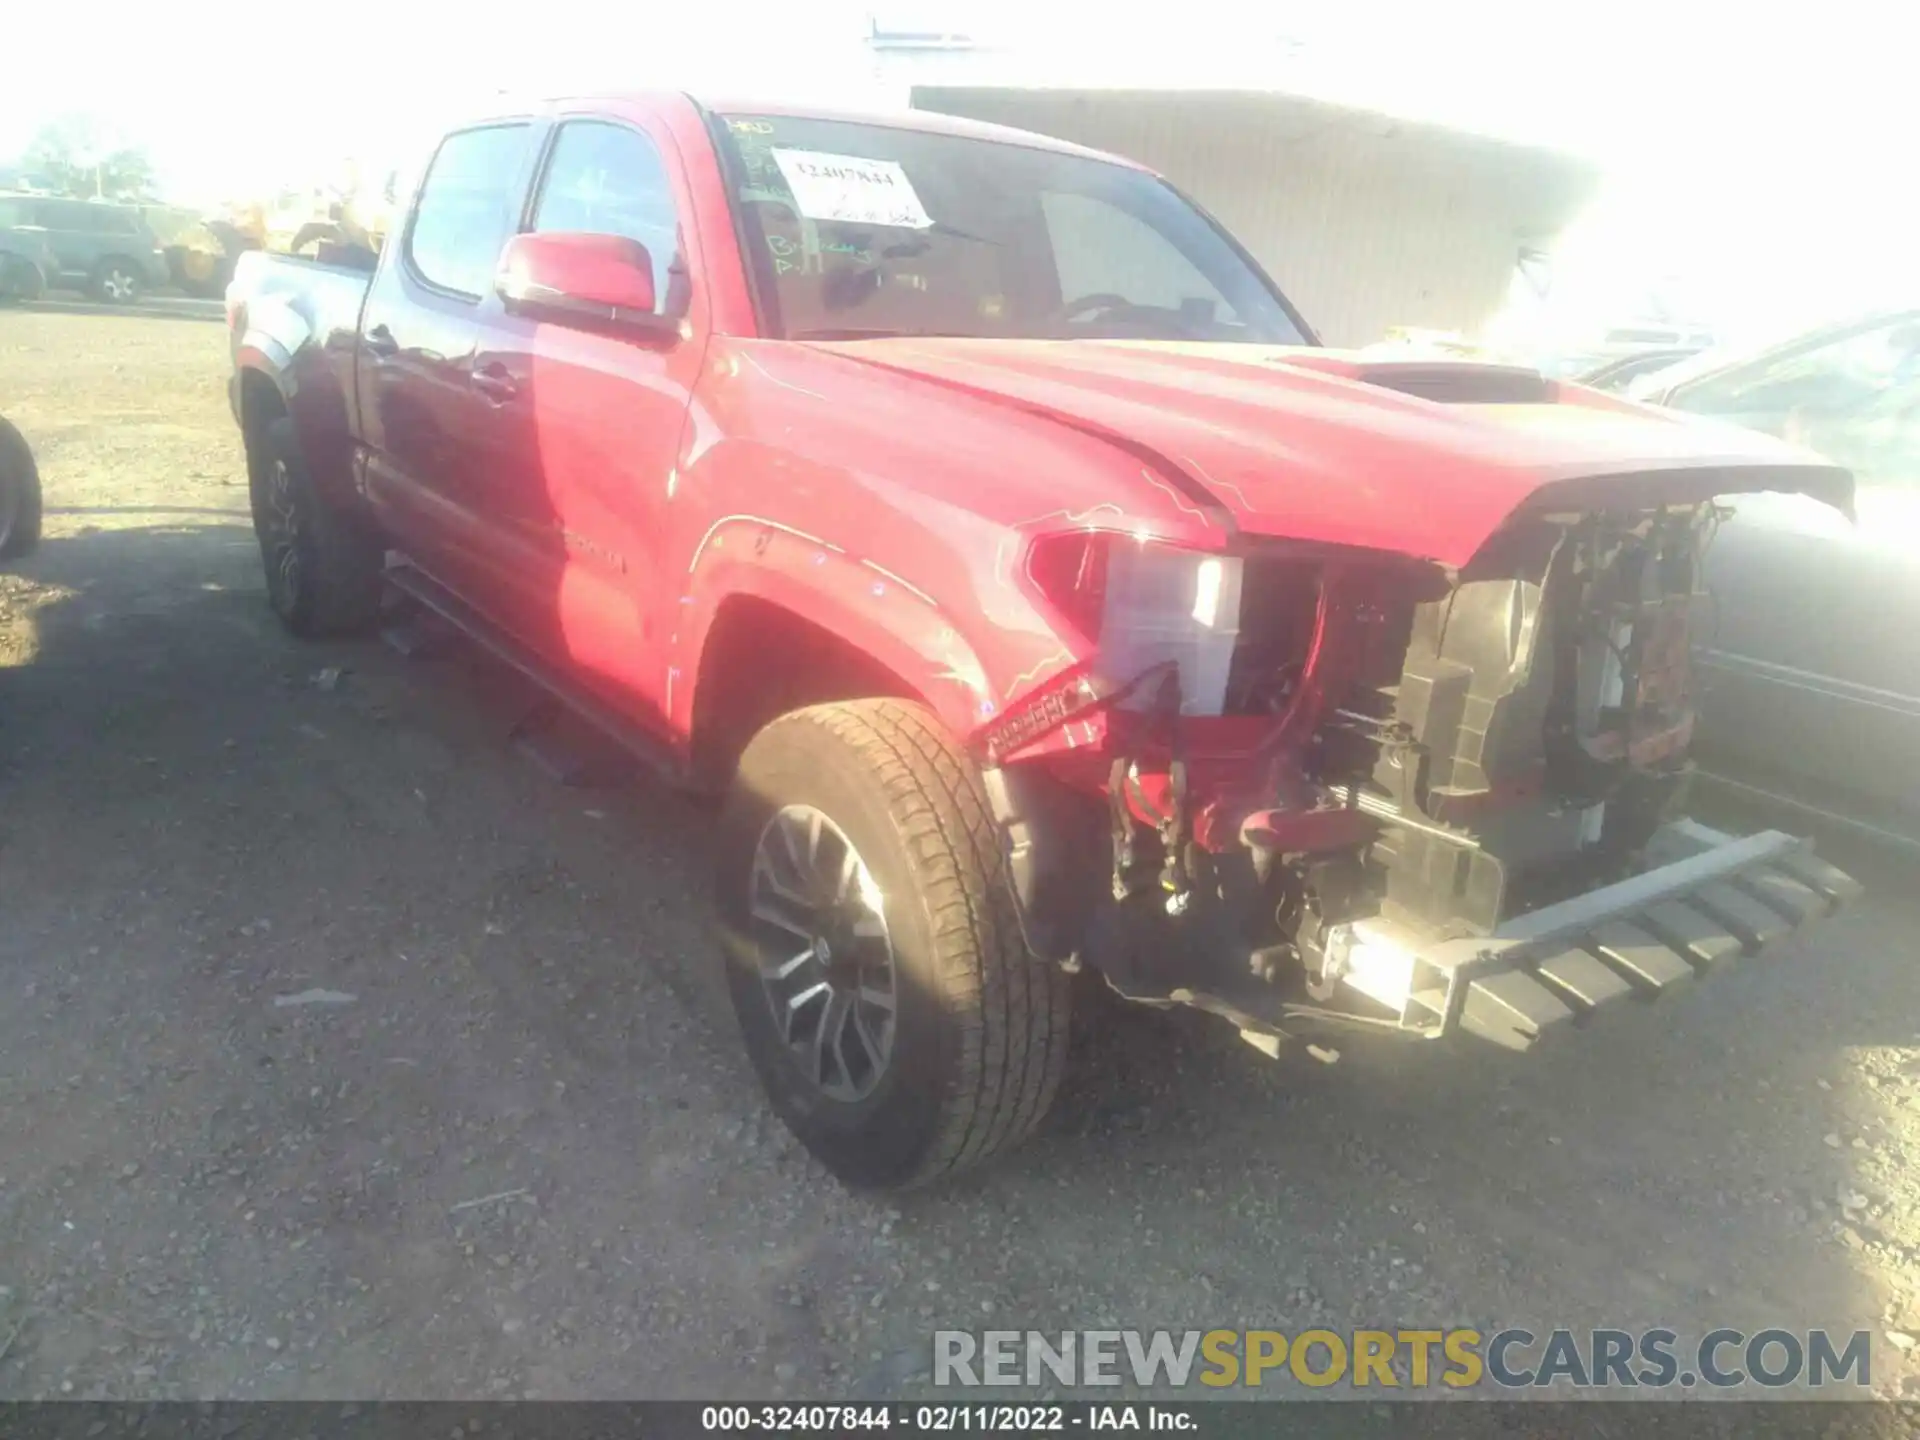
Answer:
233 353 293 432
233 304 309 411
232 302 362 512
674 516 998 743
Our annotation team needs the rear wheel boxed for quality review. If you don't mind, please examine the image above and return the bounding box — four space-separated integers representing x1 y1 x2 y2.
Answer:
249 416 383 636
0 256 45 304
716 699 1071 1189
0 417 43 560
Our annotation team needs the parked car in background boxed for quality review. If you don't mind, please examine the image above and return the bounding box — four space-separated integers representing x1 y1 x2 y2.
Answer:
1576 344 1705 392
0 194 169 302
1548 322 1718 382
164 218 258 298
1638 308 1920 830
0 219 58 302
0 415 43 560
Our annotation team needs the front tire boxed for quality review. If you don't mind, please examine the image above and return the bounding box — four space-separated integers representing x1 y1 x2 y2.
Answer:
249 416 383 636
0 417 44 560
717 699 1071 1190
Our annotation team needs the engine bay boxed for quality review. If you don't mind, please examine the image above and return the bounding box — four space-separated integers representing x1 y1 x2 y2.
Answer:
985 500 1727 1031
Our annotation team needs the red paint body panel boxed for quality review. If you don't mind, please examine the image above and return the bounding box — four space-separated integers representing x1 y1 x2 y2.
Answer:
805 338 1852 568
226 91 1854 784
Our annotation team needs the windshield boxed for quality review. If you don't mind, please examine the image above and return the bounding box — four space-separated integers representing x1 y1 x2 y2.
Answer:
712 112 1310 345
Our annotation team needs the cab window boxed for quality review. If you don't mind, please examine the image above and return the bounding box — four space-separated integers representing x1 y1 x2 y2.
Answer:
406 124 535 299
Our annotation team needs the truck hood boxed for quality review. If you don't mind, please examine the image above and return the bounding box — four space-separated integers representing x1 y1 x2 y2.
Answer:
808 338 1854 569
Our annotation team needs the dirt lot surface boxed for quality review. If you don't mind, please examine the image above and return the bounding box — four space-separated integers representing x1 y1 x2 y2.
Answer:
2 309 1919 1402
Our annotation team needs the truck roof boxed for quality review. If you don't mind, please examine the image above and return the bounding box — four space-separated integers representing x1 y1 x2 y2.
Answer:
507 91 1143 170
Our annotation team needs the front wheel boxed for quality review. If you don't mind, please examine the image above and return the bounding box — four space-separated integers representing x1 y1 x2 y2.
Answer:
0 417 44 560
249 416 383 636
88 259 143 304
716 699 1072 1189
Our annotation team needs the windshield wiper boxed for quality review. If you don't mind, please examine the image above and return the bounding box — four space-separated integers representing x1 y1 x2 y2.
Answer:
928 220 1001 246
876 222 1003 258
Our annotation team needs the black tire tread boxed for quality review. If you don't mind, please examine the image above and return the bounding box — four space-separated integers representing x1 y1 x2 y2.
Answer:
0 417 43 560
756 698 1070 1186
259 417 382 636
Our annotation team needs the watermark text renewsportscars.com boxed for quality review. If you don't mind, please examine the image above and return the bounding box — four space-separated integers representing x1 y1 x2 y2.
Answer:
933 1328 1876 1390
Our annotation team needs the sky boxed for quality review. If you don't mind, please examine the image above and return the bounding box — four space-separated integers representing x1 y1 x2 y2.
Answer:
5 1 1914 345
1 5 891 202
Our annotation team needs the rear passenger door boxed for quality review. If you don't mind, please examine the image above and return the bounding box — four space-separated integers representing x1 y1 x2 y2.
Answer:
356 121 539 605
32 200 88 285
0 198 38 291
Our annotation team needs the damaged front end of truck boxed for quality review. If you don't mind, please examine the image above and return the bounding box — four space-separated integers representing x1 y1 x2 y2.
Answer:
973 453 1863 1057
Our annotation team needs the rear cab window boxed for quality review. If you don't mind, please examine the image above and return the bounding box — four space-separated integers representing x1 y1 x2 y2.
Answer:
709 112 1307 345
405 124 536 299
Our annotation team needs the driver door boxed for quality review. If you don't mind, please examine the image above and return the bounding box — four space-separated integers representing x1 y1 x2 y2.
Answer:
468 114 705 725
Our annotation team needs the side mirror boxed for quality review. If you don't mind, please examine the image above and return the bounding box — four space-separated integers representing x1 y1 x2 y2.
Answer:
495 232 676 337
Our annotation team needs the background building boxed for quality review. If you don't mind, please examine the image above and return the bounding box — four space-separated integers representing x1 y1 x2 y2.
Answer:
870 14 1603 349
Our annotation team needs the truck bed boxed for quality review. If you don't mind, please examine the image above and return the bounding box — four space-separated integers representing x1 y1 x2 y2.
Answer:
226 250 376 505
227 249 373 344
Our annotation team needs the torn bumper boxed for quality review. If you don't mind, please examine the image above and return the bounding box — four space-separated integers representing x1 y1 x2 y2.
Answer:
1324 820 1863 1051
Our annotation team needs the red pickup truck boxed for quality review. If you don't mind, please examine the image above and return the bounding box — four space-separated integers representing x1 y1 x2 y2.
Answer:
228 93 1862 1189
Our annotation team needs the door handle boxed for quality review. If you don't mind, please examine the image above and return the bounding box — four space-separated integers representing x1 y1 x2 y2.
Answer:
364 323 398 358
471 363 518 403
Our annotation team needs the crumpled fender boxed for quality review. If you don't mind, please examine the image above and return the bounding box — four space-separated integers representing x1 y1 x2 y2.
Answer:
673 515 1018 742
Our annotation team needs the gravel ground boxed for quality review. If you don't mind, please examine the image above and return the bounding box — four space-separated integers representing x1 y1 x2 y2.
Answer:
1 309 1918 1402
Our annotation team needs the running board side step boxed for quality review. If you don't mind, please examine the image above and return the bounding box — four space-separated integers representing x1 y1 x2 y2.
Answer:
384 560 689 791
1324 822 1863 1051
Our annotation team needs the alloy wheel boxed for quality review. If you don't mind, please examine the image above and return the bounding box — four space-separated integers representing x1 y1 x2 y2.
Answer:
261 455 303 613
748 804 898 1102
